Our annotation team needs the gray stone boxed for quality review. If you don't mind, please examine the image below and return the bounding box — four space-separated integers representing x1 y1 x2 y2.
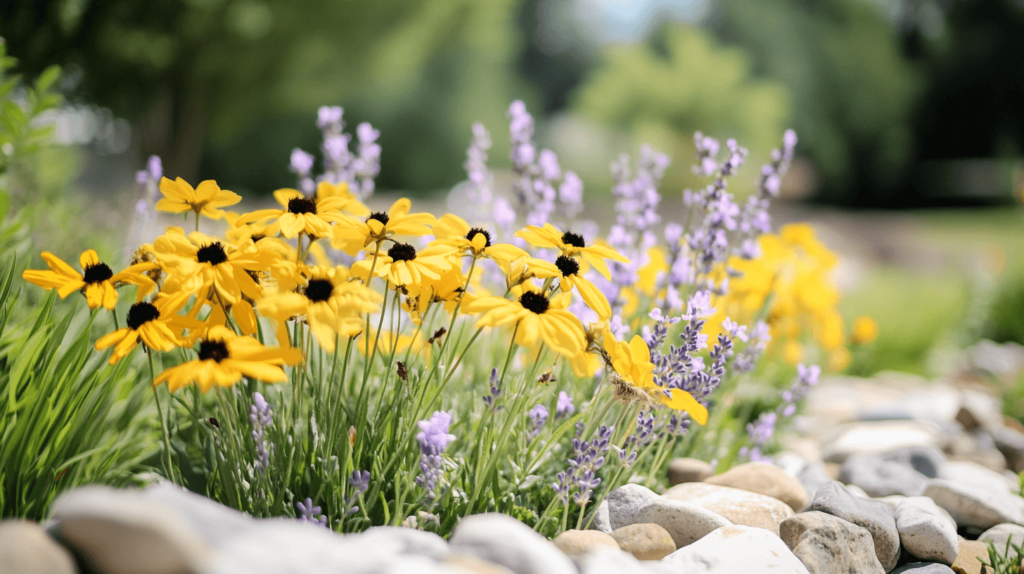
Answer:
0 520 77 574
663 525 810 573
880 446 947 479
944 430 1008 472
978 523 1024 557
896 497 959 564
924 479 1024 530
449 513 576 574
605 484 660 531
796 462 834 502
667 458 713 485
49 485 212 574
662 482 793 535
632 498 732 548
942 460 1017 493
587 501 612 533
821 421 942 464
840 453 930 497
877 495 907 510
140 482 255 546
955 389 1003 431
704 462 810 511
988 427 1024 473
351 526 450 560
890 564 955 574
807 481 901 571
609 523 675 561
552 530 619 557
779 511 884 574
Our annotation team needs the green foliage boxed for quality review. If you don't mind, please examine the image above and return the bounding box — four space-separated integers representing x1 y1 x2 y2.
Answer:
980 538 1024 574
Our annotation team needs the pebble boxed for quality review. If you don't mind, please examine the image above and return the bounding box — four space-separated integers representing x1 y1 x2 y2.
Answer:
807 481 901 571
821 421 942 463
552 530 619 557
924 479 1024 530
0 520 77 574
704 462 810 511
896 497 959 564
950 539 991 574
632 498 732 548
352 526 450 560
890 564 955 574
449 513 577 574
881 446 947 478
575 546 671 574
988 426 1024 473
978 523 1024 557
846 483 872 498
877 495 907 510
603 484 660 532
663 525 810 573
48 485 213 574
955 389 1003 431
943 460 1018 494
667 458 713 485
840 453 930 497
944 431 1008 472
779 511 884 574
446 554 517 574
609 523 675 560
662 482 793 535
796 462 835 501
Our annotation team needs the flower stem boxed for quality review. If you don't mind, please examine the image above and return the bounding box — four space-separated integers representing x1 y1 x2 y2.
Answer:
148 349 176 484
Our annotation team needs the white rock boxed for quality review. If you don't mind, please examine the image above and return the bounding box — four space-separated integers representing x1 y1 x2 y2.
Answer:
846 484 871 498
876 495 906 510
895 497 959 564
449 513 576 574
351 526 449 560
587 501 611 533
821 421 942 464
632 498 732 548
979 523 1024 557
662 525 810 573
576 546 674 574
663 483 793 535
0 520 77 574
942 460 1017 493
605 484 661 531
924 479 1024 530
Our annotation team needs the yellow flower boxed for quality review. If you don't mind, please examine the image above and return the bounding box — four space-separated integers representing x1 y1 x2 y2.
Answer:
156 177 241 220
537 255 612 319
257 265 382 352
332 198 436 256
153 325 303 393
515 223 629 279
23 250 157 310
432 214 527 262
233 183 369 239
95 292 198 364
851 316 878 345
603 331 708 424
496 255 562 291
359 329 430 361
402 264 471 325
153 227 278 307
464 289 586 358
352 242 456 291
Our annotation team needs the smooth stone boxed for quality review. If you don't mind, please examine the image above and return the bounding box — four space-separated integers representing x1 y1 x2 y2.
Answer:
575 546 670 574
978 523 1024 557
807 481 901 571
797 462 835 502
587 501 612 533
140 482 256 545
924 479 1024 530
609 523 676 561
779 511 884 574
667 458 713 485
944 431 1008 472
663 525 810 573
552 530 619 557
840 453 930 497
445 554 517 574
896 497 959 564
890 564 955 574
605 484 661 531
632 498 732 548
955 389 1003 431
663 482 793 535
352 526 450 560
881 446 947 478
0 520 77 574
989 426 1024 473
449 513 576 574
950 539 991 574
49 486 212 574
704 462 810 512
821 421 942 464
877 495 907 510
846 483 872 498
943 460 1018 494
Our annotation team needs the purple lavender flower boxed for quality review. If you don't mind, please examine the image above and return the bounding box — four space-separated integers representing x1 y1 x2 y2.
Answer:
483 367 503 412
553 425 613 506
296 498 328 528
344 470 371 515
127 155 163 261
741 363 819 463
734 321 771 373
527 404 549 443
289 148 316 193
555 392 575 418
416 411 455 507
249 392 274 473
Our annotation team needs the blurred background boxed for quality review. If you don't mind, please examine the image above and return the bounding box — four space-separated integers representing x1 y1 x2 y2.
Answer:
4 0 1024 383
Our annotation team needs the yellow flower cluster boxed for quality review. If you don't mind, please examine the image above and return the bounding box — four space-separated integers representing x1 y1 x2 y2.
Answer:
22 176 709 424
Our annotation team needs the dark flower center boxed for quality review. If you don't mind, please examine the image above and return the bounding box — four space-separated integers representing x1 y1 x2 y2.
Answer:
555 255 580 277
519 291 550 314
287 197 318 215
465 227 492 248
250 233 266 242
561 232 586 248
83 262 114 284
388 243 417 262
305 278 334 303
197 242 228 266
367 212 390 225
198 339 230 363
126 301 160 330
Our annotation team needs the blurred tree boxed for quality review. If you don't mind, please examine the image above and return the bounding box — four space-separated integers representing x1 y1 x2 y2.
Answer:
0 0 535 194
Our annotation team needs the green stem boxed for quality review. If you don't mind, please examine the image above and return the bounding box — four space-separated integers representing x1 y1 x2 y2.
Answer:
148 349 176 484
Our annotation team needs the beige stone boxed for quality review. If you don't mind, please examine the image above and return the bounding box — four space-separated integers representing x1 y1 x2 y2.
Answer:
608 523 675 561
551 529 618 557
663 482 793 535
951 539 993 574
0 520 77 574
705 462 810 511
667 458 713 485
445 554 516 574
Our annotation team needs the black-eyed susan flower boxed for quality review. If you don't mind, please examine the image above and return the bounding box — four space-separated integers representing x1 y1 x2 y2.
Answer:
156 177 241 221
432 214 527 262
464 289 586 358
23 250 158 310
351 242 456 291
531 255 612 319
331 198 436 256
233 182 369 240
258 265 382 352
95 292 198 364
603 331 708 424
496 255 561 291
153 326 303 393
516 223 629 279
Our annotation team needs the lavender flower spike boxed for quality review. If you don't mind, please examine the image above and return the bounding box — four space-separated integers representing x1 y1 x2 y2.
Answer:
297 498 328 528
249 392 274 473
416 411 456 507
555 391 575 418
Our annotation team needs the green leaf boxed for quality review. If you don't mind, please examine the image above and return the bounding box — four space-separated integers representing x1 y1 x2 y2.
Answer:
34 66 61 95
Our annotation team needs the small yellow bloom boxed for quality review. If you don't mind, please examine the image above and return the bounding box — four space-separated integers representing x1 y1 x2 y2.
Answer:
352 242 456 291
515 223 629 279
234 183 369 239
359 329 430 361
433 214 527 262
23 250 157 310
95 292 198 364
543 255 612 319
156 177 241 220
851 316 878 345
464 288 586 358
331 198 436 256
